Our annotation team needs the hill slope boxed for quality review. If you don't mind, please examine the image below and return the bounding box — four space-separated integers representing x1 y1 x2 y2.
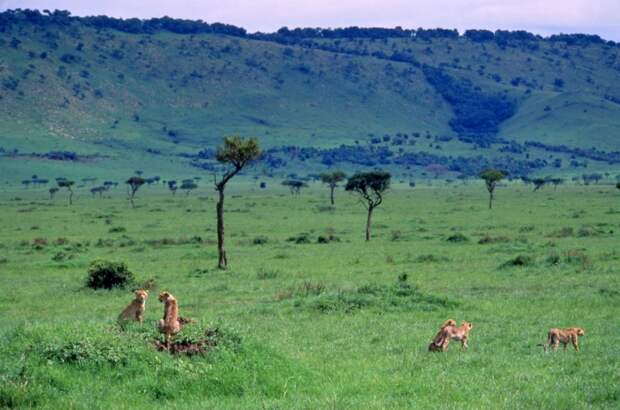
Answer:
1 10 619 184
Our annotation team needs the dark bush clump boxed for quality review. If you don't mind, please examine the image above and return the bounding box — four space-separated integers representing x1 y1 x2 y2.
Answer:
252 236 268 245
548 227 574 238
500 255 534 268
86 259 134 289
478 234 510 244
446 233 469 243
108 226 126 233
287 233 311 244
317 235 340 244
414 254 449 263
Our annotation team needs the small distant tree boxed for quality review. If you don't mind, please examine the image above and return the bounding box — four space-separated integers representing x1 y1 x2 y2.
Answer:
126 176 145 207
532 178 546 191
282 180 307 196
167 180 177 195
57 180 75 205
479 169 506 209
49 187 59 200
345 171 391 241
180 179 198 196
214 136 261 269
320 171 346 205
90 186 106 198
550 178 564 191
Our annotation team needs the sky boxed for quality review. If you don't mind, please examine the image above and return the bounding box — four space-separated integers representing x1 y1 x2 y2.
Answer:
2 0 620 41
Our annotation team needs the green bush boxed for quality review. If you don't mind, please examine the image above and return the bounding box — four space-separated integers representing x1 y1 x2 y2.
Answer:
500 254 534 268
86 259 134 289
446 233 469 243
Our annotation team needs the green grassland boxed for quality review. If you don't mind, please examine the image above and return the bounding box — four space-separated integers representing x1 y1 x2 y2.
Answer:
1 16 620 182
1 183 619 408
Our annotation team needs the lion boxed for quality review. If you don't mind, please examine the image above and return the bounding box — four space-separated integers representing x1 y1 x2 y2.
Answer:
118 289 149 323
429 321 473 352
541 327 585 352
428 319 456 352
158 291 183 345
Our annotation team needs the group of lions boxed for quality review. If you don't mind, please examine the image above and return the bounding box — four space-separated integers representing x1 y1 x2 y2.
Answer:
118 289 190 346
118 290 585 352
428 319 585 352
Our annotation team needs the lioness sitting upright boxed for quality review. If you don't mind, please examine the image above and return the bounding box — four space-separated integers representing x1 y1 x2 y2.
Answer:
118 289 149 323
429 320 473 352
541 327 585 352
158 291 182 345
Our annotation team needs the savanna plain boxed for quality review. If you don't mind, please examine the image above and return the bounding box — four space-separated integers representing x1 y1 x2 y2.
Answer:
0 182 618 409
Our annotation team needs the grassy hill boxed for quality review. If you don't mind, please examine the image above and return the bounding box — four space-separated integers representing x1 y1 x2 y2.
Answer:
1 10 619 184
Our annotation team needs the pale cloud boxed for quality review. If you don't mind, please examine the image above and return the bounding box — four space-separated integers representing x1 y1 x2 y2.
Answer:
2 0 619 40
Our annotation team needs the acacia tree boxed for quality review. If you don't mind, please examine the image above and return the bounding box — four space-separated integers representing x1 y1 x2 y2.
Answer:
167 180 178 195
479 169 506 209
282 180 307 196
126 176 145 208
345 171 391 241
532 178 546 191
57 180 75 205
214 136 261 269
180 179 198 196
320 171 346 205
49 187 59 200
550 178 564 191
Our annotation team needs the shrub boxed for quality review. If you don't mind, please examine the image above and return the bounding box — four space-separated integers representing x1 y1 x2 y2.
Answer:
317 235 340 244
252 236 269 245
478 234 510 244
390 230 402 241
546 252 561 265
286 232 311 244
565 249 591 267
548 227 573 238
500 255 534 268
446 233 469 243
108 226 126 233
414 254 449 263
577 226 601 237
86 260 134 289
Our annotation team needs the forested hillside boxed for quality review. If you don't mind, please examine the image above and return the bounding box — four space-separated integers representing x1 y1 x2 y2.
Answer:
1 9 619 182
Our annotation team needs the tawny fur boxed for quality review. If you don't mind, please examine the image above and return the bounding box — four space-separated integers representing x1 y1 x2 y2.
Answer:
542 327 585 352
158 291 182 345
429 321 473 352
118 289 149 323
428 319 457 352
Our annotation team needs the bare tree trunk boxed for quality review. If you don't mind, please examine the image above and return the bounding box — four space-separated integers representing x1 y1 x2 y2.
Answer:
365 206 374 241
68 189 73 206
488 190 493 209
330 185 335 205
216 187 227 269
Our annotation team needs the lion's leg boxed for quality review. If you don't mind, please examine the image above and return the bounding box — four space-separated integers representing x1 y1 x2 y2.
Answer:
572 335 579 352
461 336 468 349
551 337 559 352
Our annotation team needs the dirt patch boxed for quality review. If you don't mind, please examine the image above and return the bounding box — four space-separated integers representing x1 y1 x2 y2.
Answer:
154 328 220 356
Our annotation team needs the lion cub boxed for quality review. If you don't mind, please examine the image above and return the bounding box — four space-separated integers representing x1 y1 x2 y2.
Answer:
118 289 149 323
158 291 182 345
429 320 473 352
542 327 585 352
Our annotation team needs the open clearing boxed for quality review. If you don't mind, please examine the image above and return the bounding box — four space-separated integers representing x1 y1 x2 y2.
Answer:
0 183 619 409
